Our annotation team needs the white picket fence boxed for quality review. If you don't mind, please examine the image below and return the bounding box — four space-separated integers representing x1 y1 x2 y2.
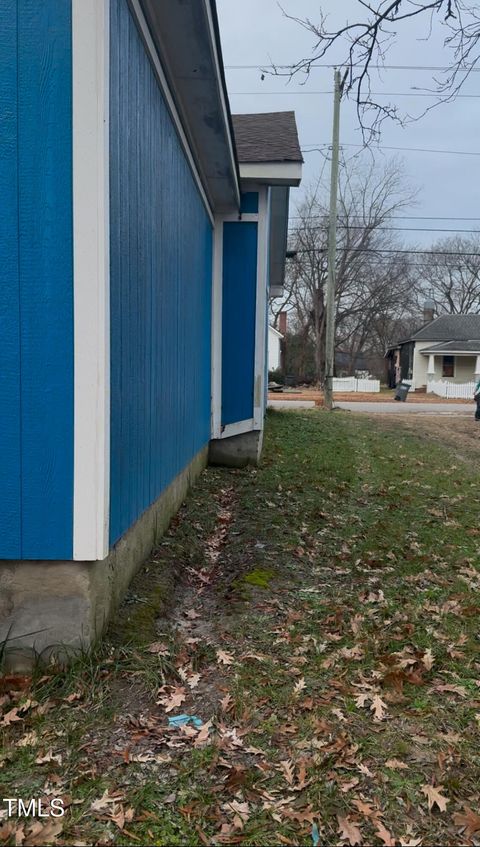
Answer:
427 379 476 399
332 377 380 393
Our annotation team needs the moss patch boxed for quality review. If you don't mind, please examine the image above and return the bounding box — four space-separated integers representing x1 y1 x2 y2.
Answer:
242 568 275 589
108 563 176 648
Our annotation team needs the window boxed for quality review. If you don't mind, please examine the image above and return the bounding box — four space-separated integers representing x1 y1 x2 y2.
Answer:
442 355 454 377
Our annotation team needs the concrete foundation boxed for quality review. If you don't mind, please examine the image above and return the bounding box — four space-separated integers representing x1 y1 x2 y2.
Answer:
0 447 208 670
209 429 263 468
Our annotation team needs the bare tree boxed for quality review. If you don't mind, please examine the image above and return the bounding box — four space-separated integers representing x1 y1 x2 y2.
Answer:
278 158 417 383
273 1 480 139
416 235 480 313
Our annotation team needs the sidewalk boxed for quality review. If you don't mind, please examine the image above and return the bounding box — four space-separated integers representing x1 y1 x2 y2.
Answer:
268 389 470 405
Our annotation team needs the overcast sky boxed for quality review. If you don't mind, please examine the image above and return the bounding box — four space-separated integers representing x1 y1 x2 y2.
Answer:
217 0 480 249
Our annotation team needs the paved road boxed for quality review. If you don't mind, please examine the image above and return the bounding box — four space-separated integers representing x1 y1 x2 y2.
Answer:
268 399 474 415
336 401 473 415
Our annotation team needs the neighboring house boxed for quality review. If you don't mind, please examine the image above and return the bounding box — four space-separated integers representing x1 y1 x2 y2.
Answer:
268 326 283 372
0 0 302 662
335 350 370 378
386 313 480 389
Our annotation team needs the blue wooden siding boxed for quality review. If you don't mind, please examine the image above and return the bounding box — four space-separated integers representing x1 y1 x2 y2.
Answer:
240 192 259 214
0 0 21 558
109 0 213 546
221 222 258 426
0 0 73 559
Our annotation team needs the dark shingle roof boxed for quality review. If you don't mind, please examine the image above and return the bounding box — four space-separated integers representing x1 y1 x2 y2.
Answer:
420 340 480 353
232 112 303 164
411 314 480 341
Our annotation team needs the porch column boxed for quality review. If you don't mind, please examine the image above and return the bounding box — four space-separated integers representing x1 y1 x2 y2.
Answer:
425 354 435 393
475 355 480 381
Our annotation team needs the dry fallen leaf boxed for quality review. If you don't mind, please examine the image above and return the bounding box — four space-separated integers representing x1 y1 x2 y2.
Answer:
340 777 360 793
422 648 434 671
184 609 201 620
220 693 233 712
279 759 295 786
129 752 171 764
352 799 378 820
194 719 213 747
293 677 306 696
157 686 186 712
17 731 38 748
23 818 63 846
337 814 363 845
296 759 310 790
421 784 449 813
147 641 169 655
223 799 250 830
375 822 396 846
332 707 347 722
433 683 467 698
355 692 370 708
370 694 388 722
358 763 374 777
453 805 480 840
385 758 409 771
64 692 82 703
35 750 62 766
224 766 247 794
0 708 21 727
91 790 124 812
0 824 15 842
216 650 234 666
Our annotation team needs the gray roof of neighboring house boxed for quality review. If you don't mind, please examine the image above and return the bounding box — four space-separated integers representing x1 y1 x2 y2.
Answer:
420 340 480 353
232 112 303 163
411 314 480 341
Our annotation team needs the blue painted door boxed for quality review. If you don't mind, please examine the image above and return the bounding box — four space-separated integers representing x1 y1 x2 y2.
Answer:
221 222 258 427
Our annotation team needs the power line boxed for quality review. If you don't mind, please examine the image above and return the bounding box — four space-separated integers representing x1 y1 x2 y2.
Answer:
290 225 480 234
284 259 480 271
302 143 480 157
291 247 480 256
224 63 480 72
229 89 480 99
288 214 480 221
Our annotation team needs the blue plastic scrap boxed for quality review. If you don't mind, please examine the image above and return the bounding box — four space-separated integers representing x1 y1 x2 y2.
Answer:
168 714 203 728
311 822 320 846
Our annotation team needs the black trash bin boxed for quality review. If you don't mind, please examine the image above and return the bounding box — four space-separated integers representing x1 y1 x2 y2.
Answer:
394 381 411 402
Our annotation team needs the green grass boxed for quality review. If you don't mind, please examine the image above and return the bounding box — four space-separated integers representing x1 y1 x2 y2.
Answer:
1 409 480 845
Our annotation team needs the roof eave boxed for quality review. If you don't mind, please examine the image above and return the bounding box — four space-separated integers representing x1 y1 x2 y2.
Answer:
239 161 303 187
139 0 240 212
420 347 480 355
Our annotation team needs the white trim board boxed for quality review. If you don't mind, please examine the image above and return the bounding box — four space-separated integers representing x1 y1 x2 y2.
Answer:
269 325 283 339
221 419 255 439
211 220 223 440
253 187 270 429
72 0 110 561
239 162 302 186
128 0 215 227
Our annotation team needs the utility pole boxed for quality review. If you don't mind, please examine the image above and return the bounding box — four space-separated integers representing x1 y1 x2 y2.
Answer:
324 69 343 411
